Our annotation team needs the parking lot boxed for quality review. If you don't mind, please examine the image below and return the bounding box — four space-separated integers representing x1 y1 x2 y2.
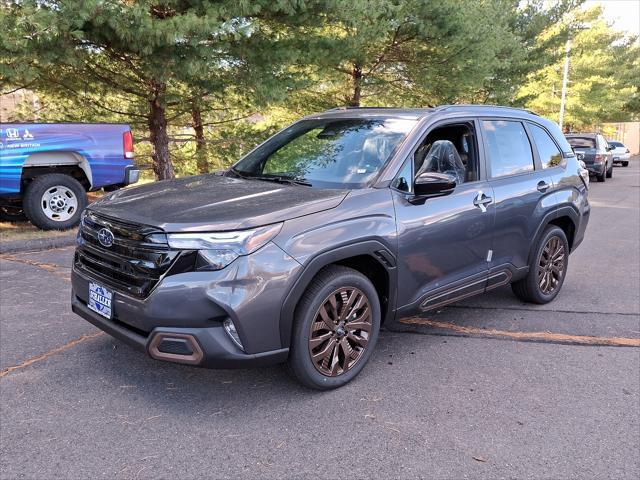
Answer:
1 161 639 479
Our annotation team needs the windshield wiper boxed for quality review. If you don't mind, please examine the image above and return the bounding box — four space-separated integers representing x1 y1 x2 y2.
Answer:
246 174 312 187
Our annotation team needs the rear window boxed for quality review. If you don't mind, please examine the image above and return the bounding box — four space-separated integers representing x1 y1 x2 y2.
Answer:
566 136 595 149
609 141 624 148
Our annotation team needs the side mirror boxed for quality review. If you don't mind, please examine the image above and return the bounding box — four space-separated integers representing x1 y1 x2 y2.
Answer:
413 172 457 197
606 145 613 151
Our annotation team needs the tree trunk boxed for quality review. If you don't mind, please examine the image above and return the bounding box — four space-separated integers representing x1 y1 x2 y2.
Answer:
148 89 174 181
191 103 209 174
347 64 363 107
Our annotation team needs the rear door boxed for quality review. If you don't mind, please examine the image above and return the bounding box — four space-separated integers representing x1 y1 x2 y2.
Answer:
481 119 555 286
392 118 495 314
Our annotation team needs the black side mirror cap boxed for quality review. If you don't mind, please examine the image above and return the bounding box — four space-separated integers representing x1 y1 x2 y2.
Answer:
413 172 457 197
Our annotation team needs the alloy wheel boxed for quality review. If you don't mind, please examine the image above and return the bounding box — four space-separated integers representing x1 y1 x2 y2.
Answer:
538 236 565 295
308 287 372 377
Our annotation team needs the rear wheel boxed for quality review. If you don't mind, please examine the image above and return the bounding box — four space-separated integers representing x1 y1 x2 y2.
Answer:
288 266 381 390
606 162 613 178
622 161 629 167
512 226 569 304
596 168 606 182
23 174 87 230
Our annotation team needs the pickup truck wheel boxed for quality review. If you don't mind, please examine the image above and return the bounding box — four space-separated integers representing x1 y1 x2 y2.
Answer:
288 266 381 390
23 174 88 230
512 226 569 304
596 168 606 182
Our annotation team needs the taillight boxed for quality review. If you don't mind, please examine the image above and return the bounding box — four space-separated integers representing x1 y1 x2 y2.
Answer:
123 131 134 159
594 153 604 163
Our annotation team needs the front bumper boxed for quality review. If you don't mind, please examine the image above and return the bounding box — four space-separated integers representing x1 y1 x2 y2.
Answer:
71 296 288 368
71 242 301 368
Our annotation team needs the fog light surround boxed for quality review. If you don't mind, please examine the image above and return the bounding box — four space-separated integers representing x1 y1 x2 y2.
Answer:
223 318 244 351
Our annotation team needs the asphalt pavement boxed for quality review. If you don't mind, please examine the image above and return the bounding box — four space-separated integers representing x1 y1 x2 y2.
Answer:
1 161 639 479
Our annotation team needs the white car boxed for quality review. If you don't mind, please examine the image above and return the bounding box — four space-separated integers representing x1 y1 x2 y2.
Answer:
609 140 631 167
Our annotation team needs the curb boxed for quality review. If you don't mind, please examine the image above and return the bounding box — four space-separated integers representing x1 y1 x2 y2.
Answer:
0 233 76 254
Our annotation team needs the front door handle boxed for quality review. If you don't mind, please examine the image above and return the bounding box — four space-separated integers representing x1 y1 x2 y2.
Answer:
537 181 550 193
473 191 493 213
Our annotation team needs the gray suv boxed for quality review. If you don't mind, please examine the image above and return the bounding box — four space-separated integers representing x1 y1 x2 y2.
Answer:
71 106 590 389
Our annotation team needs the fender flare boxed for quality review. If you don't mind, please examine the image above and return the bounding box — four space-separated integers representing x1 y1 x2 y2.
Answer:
279 239 397 348
527 205 579 265
23 151 93 188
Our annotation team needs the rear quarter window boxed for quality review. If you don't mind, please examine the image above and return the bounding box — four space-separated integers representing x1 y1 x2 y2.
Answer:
529 124 563 168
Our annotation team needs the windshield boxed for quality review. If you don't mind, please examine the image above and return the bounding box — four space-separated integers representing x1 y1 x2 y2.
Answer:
566 136 596 149
231 118 417 188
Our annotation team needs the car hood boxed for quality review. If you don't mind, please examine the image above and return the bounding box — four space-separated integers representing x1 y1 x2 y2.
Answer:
89 174 348 232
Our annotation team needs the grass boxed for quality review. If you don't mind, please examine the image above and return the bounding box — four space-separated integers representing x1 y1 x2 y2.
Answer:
0 221 76 242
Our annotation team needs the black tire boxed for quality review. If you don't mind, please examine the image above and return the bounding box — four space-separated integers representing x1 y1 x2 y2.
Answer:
288 265 381 390
23 174 87 230
0 205 27 223
596 168 606 182
622 161 629 167
606 162 613 178
511 225 569 304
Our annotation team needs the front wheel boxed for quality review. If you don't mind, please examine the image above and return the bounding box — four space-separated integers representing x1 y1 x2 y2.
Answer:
288 266 381 390
23 174 88 230
512 226 569 304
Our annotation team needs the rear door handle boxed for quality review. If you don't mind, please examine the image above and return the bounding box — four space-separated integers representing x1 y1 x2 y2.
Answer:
537 181 550 193
473 191 493 212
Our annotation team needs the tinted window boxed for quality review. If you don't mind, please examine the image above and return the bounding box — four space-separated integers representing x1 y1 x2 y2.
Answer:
566 136 596 149
483 120 534 178
530 124 563 169
609 141 624 148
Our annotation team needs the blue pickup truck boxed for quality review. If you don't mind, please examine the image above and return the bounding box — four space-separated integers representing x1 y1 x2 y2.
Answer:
0 123 139 229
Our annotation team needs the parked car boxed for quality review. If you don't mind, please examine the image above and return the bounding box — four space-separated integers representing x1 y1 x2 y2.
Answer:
71 106 590 390
0 124 139 229
565 133 613 182
608 140 631 167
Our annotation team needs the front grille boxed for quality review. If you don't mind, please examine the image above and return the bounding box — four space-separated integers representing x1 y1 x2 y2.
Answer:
75 211 180 298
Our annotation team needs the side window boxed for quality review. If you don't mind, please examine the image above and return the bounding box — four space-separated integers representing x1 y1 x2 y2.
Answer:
482 120 534 178
529 124 563 168
392 157 412 193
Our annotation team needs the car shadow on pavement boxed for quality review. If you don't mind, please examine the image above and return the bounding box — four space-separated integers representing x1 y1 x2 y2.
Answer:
76 329 424 412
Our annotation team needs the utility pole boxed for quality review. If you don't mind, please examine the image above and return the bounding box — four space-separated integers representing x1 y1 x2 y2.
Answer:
559 38 571 131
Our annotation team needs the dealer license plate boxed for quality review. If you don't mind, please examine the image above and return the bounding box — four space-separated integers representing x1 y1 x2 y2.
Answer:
88 282 113 319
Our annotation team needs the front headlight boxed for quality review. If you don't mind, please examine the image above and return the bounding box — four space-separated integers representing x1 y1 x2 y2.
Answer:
167 223 283 271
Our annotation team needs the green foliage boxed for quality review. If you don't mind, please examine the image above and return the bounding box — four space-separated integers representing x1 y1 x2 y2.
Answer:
1 0 637 178
517 5 639 130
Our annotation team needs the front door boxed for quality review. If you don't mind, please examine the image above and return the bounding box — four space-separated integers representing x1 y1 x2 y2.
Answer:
392 120 494 315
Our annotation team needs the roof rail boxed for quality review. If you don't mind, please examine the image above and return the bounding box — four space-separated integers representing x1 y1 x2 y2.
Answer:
327 106 404 111
434 104 538 116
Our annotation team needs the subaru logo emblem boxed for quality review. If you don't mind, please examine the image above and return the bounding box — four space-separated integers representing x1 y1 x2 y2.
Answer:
97 228 114 248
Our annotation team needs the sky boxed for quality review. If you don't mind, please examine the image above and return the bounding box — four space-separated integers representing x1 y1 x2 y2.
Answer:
584 0 640 36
